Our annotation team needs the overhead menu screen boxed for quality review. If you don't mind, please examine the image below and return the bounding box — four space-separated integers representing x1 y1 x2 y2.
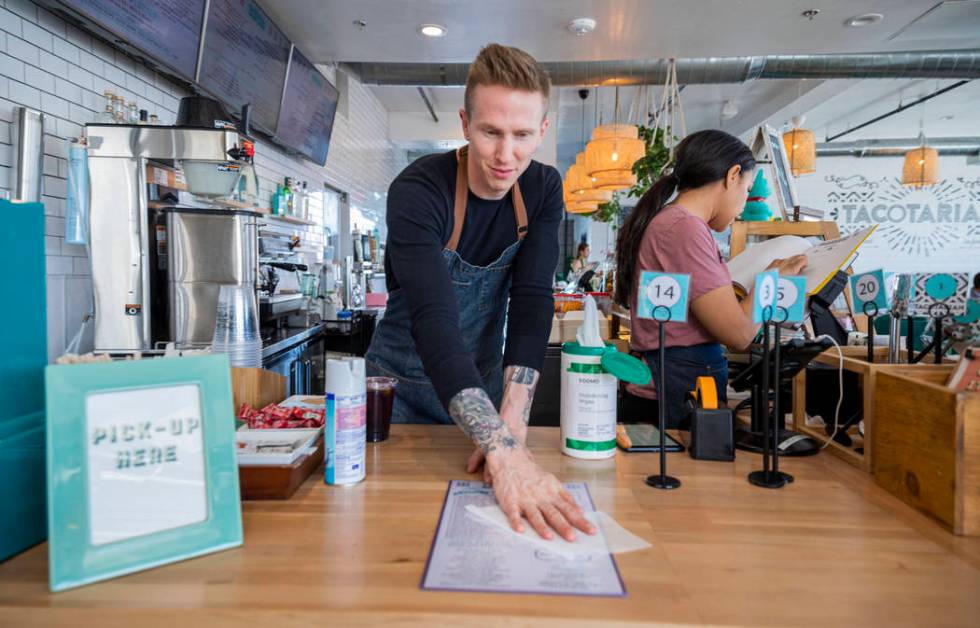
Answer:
275 47 339 165
60 0 205 80
198 0 290 134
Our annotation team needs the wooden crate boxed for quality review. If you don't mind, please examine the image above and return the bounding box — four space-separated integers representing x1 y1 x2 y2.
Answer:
873 367 980 535
791 349 952 472
231 367 287 412
239 435 324 500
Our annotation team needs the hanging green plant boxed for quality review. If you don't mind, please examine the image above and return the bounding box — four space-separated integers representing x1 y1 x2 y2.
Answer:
628 126 671 199
591 126 670 223
592 194 621 223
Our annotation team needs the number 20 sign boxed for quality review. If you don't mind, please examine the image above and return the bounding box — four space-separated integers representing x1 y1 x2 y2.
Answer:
849 269 888 313
638 272 691 322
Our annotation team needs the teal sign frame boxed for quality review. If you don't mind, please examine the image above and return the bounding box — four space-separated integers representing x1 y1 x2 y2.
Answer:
849 269 888 315
45 354 242 592
752 270 779 323
909 273 970 317
637 272 691 323
776 275 807 324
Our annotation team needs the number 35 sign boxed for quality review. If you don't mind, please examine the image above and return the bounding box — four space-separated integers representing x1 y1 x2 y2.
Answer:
638 272 691 322
754 271 807 323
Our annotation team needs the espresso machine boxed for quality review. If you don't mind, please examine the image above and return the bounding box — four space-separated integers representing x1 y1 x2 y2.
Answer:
87 108 260 353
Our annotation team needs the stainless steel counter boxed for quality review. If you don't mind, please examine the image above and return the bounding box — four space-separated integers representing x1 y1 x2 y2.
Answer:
261 323 327 360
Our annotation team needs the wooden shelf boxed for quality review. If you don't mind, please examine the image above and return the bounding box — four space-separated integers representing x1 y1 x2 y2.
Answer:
729 219 841 258
146 162 187 191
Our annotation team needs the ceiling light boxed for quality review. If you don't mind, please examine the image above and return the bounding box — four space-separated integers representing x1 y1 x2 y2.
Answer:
567 18 597 36
902 145 938 188
721 100 738 119
419 24 447 37
783 126 816 177
844 13 883 27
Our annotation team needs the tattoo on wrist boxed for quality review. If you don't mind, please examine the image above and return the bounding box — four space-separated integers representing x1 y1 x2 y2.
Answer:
448 387 518 455
507 365 538 386
503 366 540 426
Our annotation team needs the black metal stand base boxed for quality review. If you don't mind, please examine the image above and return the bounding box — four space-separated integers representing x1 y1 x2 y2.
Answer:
747 470 793 489
735 426 820 457
646 474 681 490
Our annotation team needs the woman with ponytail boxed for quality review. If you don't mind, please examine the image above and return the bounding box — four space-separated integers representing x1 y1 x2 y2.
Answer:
615 130 807 428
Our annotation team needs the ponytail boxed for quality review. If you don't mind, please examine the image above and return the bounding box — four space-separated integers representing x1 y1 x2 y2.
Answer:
614 129 755 308
614 173 679 307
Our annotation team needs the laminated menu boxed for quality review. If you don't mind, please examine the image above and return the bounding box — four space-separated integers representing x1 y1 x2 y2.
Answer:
421 480 627 596
728 225 876 296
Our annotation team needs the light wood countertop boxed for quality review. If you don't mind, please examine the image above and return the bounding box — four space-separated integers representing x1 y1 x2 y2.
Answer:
2 425 980 627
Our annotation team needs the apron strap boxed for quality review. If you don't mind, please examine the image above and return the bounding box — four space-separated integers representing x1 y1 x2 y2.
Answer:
446 145 529 252
447 146 469 252
512 180 528 241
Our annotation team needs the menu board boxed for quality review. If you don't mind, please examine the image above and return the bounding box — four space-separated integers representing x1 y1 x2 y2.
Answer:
275 47 339 165
198 0 290 134
61 0 205 79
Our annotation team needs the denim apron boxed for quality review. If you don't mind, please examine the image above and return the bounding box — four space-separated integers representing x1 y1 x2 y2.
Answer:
365 146 528 424
641 342 728 428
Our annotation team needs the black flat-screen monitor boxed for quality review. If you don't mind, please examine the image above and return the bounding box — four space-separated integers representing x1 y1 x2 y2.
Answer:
275 47 339 166
59 0 205 80
198 0 290 134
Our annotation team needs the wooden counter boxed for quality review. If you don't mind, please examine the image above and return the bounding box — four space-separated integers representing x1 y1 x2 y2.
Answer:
2 425 980 627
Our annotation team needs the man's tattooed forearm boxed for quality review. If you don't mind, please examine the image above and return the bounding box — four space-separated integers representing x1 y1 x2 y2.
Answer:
448 387 518 454
503 366 540 425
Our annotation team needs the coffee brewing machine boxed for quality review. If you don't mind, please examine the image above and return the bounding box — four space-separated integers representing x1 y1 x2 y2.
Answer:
87 100 260 353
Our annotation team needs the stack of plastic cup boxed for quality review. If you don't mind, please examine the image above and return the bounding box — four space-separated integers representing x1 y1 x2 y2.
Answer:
211 285 263 368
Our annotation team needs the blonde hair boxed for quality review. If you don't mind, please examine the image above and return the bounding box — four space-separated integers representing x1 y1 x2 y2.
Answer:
464 44 550 117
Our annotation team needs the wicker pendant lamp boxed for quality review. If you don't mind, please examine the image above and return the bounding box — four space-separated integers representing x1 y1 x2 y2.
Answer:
563 172 612 205
564 152 594 196
902 137 939 188
563 89 608 213
901 99 939 188
565 200 600 214
583 86 644 191
782 116 816 176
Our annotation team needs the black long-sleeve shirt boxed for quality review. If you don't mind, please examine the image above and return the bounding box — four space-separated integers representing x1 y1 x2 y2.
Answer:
384 150 563 408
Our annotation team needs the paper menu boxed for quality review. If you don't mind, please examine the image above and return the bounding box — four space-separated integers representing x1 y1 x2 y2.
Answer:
727 226 877 296
421 480 626 596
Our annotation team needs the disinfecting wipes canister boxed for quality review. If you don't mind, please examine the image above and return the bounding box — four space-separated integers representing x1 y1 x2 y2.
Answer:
325 357 366 485
560 343 618 459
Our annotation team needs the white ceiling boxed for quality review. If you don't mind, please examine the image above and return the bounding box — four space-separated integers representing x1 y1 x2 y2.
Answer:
802 78 980 140
264 0 973 63
370 86 466 113
260 1 980 170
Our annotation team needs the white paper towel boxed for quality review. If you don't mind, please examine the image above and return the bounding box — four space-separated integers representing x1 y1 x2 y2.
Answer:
465 504 651 560
575 294 604 348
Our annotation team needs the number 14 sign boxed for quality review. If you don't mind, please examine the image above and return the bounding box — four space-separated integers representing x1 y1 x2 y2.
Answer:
638 272 691 322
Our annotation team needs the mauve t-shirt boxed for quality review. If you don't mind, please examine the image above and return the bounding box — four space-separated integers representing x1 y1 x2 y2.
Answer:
628 204 731 399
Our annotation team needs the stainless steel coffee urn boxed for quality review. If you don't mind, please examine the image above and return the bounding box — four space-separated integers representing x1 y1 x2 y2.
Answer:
85 122 259 352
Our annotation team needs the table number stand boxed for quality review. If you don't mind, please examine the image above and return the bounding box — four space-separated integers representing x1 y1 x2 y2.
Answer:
645 305 681 491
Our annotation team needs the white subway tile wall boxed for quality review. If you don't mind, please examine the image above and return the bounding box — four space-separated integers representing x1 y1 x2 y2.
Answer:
0 1 407 361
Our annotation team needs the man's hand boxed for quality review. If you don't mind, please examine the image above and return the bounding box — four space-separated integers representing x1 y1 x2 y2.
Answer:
449 384 595 541
466 366 539 484
485 446 595 542
466 440 535 484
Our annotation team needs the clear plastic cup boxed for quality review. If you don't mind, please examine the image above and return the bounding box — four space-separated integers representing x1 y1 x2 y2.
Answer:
366 376 398 442
211 285 262 368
